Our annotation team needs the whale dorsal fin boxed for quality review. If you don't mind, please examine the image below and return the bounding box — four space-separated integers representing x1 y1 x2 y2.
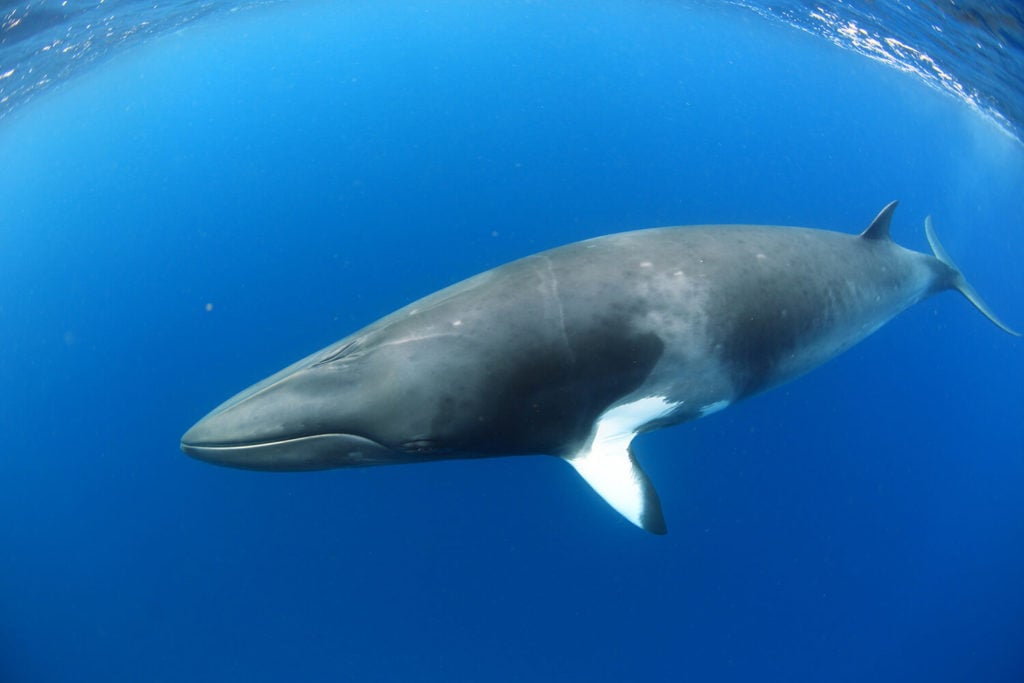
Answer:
562 396 678 534
860 200 899 241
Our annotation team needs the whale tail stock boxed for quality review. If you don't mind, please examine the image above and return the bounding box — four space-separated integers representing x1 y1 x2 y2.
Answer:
924 215 1020 337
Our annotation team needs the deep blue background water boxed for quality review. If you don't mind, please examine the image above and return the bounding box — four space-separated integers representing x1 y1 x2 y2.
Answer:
1 1 1022 681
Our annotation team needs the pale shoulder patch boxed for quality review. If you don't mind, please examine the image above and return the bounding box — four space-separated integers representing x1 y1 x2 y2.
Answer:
699 399 730 417
562 396 679 534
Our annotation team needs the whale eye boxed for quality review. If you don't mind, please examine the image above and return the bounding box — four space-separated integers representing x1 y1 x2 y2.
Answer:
401 439 435 453
400 439 452 454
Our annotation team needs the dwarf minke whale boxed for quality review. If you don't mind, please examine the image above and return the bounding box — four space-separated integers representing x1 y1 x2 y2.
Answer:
181 202 1018 533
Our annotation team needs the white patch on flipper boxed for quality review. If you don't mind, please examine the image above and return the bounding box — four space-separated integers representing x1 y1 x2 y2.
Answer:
562 396 680 533
590 396 679 448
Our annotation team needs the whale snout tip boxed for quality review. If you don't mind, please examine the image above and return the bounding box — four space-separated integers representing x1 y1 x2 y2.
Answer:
180 420 215 455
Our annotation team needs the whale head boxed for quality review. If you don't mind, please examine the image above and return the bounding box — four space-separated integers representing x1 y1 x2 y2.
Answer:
180 339 432 471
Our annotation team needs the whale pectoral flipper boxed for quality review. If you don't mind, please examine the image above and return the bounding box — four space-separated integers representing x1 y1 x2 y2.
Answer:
563 445 666 535
562 396 679 534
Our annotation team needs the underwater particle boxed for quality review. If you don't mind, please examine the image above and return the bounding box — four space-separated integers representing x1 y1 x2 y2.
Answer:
205 302 214 312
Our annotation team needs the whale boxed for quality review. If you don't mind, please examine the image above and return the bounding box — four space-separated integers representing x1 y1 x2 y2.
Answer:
181 202 1017 533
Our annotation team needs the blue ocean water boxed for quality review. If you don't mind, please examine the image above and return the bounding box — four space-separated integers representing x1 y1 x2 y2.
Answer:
1 1 1022 681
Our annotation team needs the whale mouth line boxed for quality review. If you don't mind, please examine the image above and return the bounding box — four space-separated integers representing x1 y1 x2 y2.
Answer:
180 432 363 453
179 432 395 471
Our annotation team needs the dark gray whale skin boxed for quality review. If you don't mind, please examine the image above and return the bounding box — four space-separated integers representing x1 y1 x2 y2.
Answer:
181 202 1017 533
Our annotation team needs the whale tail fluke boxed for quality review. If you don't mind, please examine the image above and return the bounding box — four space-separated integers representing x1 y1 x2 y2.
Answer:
924 215 1020 337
